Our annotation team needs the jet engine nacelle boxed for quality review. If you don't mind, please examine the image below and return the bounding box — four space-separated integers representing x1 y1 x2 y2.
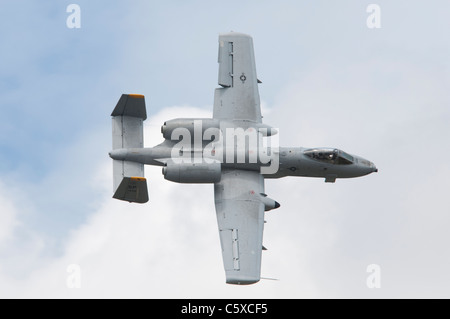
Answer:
162 161 222 183
161 118 278 141
161 118 220 140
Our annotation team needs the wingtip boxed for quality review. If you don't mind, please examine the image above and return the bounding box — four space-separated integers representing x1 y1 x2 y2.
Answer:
226 278 260 285
219 31 252 39
226 272 260 285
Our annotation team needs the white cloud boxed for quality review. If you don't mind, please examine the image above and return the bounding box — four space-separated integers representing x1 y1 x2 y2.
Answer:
0 183 19 246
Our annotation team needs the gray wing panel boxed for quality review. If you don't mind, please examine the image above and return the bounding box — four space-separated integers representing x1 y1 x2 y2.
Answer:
213 32 262 123
214 169 265 285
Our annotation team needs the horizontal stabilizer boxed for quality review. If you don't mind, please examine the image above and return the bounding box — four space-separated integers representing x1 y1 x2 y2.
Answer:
112 159 145 192
113 177 149 203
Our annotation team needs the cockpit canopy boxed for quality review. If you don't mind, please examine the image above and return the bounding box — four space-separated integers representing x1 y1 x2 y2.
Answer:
304 148 354 165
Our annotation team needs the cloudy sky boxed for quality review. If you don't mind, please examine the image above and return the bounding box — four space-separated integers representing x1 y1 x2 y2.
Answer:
0 0 449 298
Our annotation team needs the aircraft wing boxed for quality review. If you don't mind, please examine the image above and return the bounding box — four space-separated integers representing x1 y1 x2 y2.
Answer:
213 32 262 123
214 169 265 284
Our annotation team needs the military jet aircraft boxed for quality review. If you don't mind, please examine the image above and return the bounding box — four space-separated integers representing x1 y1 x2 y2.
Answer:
109 32 377 285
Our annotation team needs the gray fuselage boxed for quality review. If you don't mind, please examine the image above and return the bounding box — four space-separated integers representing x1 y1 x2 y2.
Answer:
109 137 377 183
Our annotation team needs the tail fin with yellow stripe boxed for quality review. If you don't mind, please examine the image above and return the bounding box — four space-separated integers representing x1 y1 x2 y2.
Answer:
113 177 148 203
111 94 148 203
